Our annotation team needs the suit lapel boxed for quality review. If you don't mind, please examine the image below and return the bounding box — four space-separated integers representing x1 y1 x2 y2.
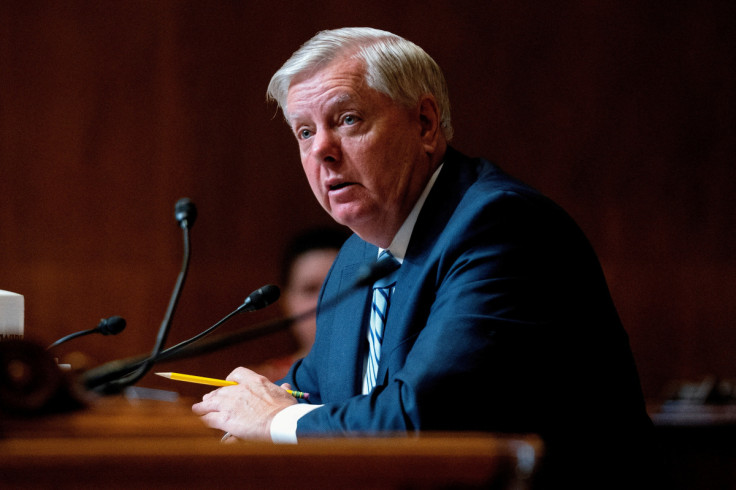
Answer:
375 150 470 386
324 242 376 399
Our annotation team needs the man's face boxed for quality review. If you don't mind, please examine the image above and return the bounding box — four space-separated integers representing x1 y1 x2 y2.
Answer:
285 56 436 247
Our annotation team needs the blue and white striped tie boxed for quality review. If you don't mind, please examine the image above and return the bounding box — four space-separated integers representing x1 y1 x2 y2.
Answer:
363 250 398 394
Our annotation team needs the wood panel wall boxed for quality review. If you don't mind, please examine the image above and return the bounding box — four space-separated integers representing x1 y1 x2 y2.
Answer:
1 1 734 401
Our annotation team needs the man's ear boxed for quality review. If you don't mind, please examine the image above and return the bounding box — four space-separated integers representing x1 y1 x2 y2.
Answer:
418 94 442 153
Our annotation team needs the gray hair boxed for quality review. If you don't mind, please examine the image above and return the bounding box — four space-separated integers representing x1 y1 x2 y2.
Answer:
267 27 453 141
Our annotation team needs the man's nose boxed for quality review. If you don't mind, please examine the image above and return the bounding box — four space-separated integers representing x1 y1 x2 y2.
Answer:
311 129 341 164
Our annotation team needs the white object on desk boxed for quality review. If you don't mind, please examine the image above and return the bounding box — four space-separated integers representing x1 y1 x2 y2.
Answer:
0 289 24 340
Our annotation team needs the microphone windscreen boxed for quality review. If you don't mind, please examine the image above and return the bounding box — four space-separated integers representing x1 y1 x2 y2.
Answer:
241 284 280 312
97 316 126 336
175 197 197 228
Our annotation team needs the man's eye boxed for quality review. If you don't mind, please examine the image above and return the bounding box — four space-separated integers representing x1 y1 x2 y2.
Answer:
343 115 357 125
299 128 312 139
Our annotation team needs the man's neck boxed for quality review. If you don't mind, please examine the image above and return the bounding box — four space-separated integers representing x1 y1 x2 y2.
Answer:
382 162 444 261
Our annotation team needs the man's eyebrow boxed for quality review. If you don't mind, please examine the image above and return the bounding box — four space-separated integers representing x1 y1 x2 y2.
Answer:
285 110 309 127
285 92 360 126
334 93 353 105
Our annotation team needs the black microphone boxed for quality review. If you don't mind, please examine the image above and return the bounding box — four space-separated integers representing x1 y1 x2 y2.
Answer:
47 316 127 350
82 255 398 378
175 197 197 229
82 285 280 391
236 284 281 313
94 197 196 394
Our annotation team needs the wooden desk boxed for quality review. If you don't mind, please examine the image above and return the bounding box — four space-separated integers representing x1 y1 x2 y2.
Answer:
0 394 543 489
649 402 736 490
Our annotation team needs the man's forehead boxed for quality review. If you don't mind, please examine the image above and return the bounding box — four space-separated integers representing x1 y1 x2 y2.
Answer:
285 57 368 112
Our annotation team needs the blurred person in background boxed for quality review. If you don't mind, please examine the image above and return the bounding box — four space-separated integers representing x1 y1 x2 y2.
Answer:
256 227 348 381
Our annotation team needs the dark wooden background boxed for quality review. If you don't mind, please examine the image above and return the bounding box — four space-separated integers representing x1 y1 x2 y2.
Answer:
1 1 733 401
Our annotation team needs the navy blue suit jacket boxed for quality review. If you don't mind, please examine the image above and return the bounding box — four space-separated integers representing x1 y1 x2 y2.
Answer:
282 147 652 476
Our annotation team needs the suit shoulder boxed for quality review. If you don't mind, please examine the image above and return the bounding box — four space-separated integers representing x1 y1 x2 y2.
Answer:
444 147 543 199
439 149 581 237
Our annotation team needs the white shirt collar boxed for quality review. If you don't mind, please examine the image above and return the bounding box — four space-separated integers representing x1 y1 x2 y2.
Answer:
379 163 443 262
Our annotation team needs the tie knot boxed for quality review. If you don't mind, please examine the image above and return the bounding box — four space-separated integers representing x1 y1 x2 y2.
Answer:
374 250 400 289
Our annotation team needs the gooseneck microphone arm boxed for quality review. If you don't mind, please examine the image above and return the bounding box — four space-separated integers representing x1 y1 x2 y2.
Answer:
158 284 280 357
155 255 399 364
81 254 398 390
82 284 280 391
47 317 127 350
95 198 196 394
47 330 92 350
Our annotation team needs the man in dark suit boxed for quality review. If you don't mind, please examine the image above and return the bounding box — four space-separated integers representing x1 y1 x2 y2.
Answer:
193 27 654 486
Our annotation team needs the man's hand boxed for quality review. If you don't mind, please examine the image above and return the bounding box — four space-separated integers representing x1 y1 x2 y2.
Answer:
191 367 298 440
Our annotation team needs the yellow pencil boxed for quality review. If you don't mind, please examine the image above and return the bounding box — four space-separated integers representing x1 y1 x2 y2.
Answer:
156 372 237 387
155 372 310 399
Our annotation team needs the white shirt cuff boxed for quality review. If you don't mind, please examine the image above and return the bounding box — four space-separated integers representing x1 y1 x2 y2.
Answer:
270 403 322 444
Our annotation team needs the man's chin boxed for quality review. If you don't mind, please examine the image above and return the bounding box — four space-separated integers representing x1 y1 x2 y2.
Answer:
328 203 364 226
